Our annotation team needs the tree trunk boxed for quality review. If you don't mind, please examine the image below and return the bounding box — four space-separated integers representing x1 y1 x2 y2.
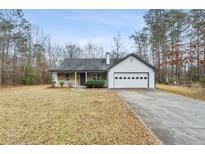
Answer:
204 40 205 74
13 47 17 85
1 44 5 85
196 29 200 80
157 45 161 82
170 27 174 79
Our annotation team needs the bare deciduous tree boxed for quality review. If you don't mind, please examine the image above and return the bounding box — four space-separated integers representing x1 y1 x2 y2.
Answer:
111 33 126 59
64 42 81 59
83 42 105 58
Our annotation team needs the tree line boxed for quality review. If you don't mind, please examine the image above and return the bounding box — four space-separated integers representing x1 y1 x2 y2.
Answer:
1 9 205 86
130 9 205 83
0 10 126 85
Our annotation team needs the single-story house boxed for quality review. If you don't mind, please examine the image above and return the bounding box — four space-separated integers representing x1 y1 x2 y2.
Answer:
49 53 157 88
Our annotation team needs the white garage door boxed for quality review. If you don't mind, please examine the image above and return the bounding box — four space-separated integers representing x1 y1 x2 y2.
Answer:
114 72 149 88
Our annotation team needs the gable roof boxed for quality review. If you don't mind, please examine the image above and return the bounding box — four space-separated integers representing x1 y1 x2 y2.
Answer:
49 53 157 72
107 53 157 71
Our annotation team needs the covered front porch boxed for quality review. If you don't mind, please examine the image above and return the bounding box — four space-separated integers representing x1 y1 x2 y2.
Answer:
52 71 108 87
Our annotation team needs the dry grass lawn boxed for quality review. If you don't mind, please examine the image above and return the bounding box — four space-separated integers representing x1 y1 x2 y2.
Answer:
157 84 205 101
0 85 157 144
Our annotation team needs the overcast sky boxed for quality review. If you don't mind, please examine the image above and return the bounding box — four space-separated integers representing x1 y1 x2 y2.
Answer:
23 9 147 51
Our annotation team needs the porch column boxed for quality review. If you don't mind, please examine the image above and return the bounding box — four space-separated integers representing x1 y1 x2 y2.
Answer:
52 72 57 87
75 72 77 87
85 72 88 81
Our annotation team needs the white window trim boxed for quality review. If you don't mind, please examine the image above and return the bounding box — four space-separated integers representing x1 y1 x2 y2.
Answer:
92 73 101 80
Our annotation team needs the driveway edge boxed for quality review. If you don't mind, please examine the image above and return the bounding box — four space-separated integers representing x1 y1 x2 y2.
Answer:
115 92 162 145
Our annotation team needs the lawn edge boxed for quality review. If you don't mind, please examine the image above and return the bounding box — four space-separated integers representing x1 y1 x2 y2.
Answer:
156 86 205 102
111 90 161 145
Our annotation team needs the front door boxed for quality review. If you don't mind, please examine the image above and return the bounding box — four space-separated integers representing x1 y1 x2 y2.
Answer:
80 73 86 85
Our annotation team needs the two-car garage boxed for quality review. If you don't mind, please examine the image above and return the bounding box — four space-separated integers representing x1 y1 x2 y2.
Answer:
113 72 149 88
107 54 156 88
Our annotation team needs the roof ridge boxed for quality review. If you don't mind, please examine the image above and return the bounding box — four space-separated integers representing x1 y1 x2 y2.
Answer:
64 58 105 59
62 58 121 61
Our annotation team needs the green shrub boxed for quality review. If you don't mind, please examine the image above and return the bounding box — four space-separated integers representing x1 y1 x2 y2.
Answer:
20 74 38 85
199 77 205 87
59 81 64 88
20 65 39 85
84 80 105 88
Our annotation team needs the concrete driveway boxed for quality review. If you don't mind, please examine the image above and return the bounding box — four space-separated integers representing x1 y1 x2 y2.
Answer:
115 89 205 144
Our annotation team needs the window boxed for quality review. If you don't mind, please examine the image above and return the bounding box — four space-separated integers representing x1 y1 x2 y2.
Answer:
140 77 143 79
123 77 126 79
93 73 101 80
115 77 118 79
127 77 130 79
136 77 139 79
58 73 65 80
144 77 147 79
119 77 122 79
65 74 70 80
97 74 101 80
132 77 135 79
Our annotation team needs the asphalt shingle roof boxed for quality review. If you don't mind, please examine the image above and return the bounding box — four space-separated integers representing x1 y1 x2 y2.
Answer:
50 53 157 72
51 58 120 72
